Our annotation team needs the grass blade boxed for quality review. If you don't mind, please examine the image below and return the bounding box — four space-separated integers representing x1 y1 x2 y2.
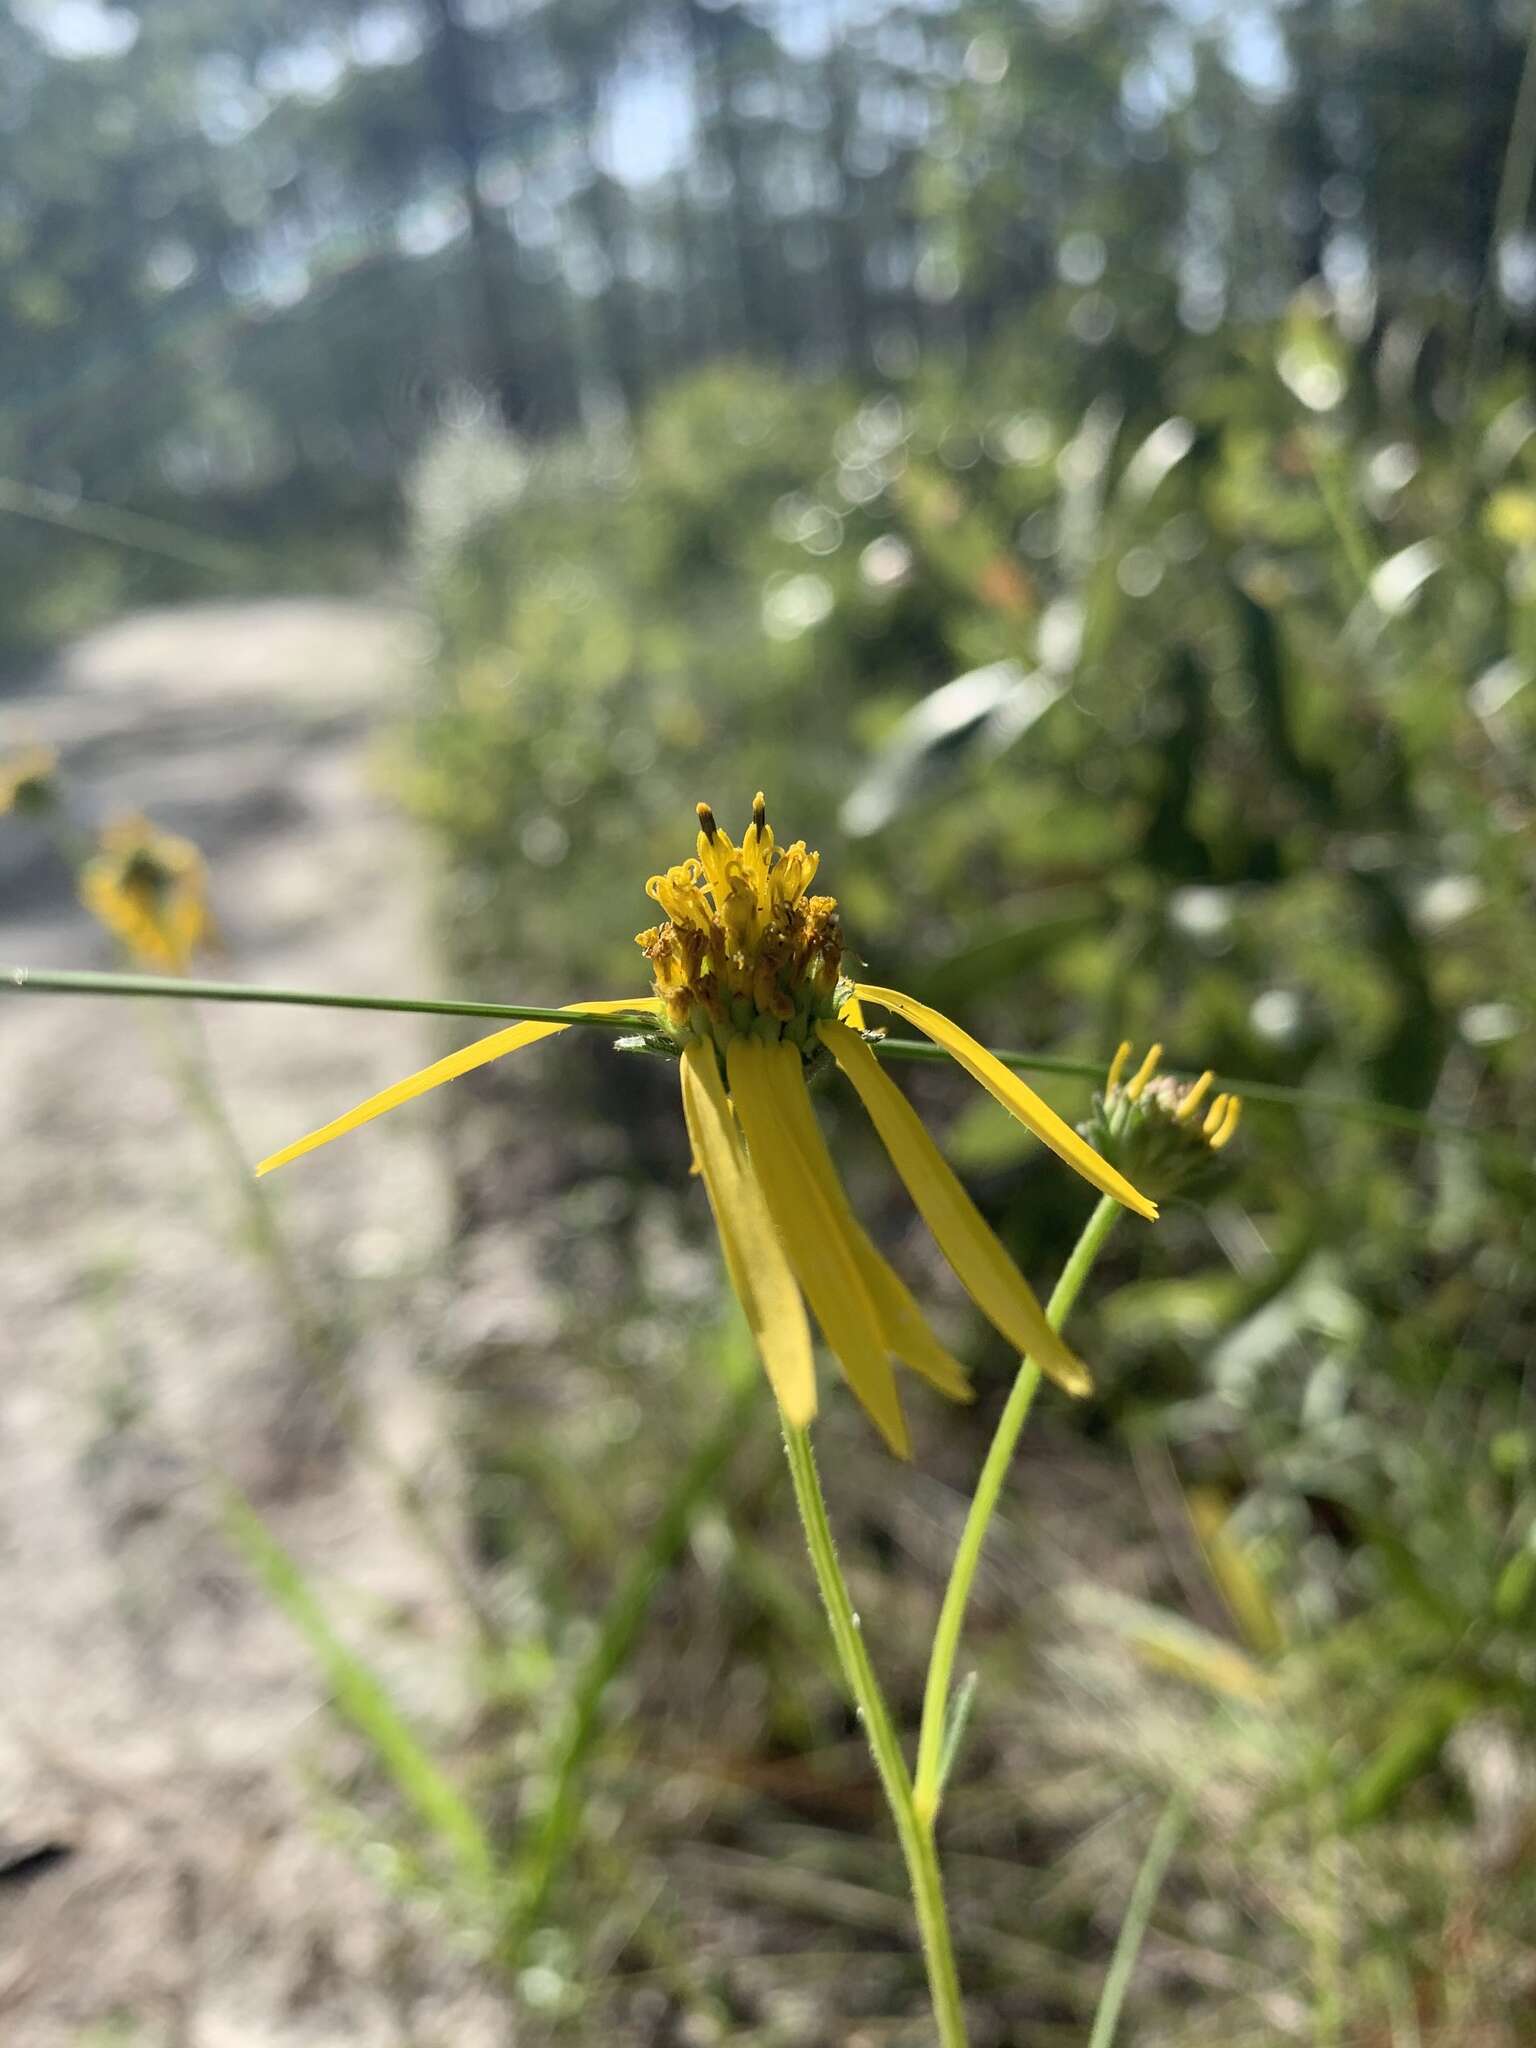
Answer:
222 1488 497 1896
935 1669 980 1799
508 1360 760 1953
1087 1789 1190 2048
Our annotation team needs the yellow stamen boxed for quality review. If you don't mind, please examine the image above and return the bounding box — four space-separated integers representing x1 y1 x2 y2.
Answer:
1124 1042 1163 1103
1105 1040 1134 1092
1209 1095 1243 1150
852 986 1158 1222
1175 1069 1216 1122
641 795 843 1031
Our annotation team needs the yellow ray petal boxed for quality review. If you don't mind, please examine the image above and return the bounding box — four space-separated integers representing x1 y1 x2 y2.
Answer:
679 1042 816 1427
727 1037 910 1457
819 1020 1093 1397
768 1037 971 1405
256 998 658 1176
844 1236 973 1402
851 984 1158 1221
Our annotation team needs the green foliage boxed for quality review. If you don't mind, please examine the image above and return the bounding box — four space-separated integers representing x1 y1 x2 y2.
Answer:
407 290 1536 2037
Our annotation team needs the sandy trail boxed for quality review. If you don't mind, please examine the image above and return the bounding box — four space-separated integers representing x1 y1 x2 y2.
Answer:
0 600 506 2046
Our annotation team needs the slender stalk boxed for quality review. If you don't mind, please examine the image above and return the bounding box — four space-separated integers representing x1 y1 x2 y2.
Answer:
913 1195 1121 1820
1086 1790 1190 2048
0 473 249 575
2 964 654 1031
1309 1768 1344 2048
0 964 1473 1140
155 1002 330 1354
781 1421 969 2048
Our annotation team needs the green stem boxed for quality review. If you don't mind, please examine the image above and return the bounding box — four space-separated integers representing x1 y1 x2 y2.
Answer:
0 965 1475 1140
2 964 655 1032
0 472 249 574
1086 1790 1190 2048
156 1002 329 1353
913 1194 1121 1820
781 1421 968 2048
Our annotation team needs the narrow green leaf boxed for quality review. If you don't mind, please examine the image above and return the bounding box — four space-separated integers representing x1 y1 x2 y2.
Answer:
1087 1790 1190 2048
1339 1677 1481 1830
222 1489 497 1894
507 1354 760 1954
935 1669 980 1800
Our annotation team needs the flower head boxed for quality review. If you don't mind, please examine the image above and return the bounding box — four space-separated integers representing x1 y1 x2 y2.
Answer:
1078 1040 1241 1202
638 796 843 1043
80 815 215 972
0 745 59 817
257 795 1158 1455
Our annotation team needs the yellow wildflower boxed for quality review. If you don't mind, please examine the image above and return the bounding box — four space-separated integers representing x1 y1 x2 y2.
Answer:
0 745 59 816
80 815 215 972
258 796 1156 1453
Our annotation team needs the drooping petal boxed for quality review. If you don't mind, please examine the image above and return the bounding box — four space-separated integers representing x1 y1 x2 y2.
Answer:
727 1036 910 1457
818 1019 1093 1396
852 984 1158 1221
841 1229 973 1402
767 1036 971 1405
679 1041 816 1427
256 998 659 1176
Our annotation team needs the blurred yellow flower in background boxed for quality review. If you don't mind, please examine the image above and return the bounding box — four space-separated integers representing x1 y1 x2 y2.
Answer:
80 814 216 971
258 796 1156 1452
0 744 59 816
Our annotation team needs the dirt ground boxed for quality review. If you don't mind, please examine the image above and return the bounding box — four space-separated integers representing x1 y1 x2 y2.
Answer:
0 601 513 2047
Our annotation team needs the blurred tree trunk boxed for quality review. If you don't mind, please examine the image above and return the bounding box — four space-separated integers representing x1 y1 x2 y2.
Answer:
684 0 780 357
420 0 527 420
825 46 874 374
1285 0 1333 283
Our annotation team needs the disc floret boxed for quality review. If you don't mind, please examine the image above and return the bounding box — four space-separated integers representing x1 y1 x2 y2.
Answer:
638 795 847 1054
1079 1040 1242 1200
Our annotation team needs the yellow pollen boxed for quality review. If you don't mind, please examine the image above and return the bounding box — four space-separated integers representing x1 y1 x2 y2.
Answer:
1125 1042 1163 1102
1175 1069 1216 1122
1202 1092 1230 1139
